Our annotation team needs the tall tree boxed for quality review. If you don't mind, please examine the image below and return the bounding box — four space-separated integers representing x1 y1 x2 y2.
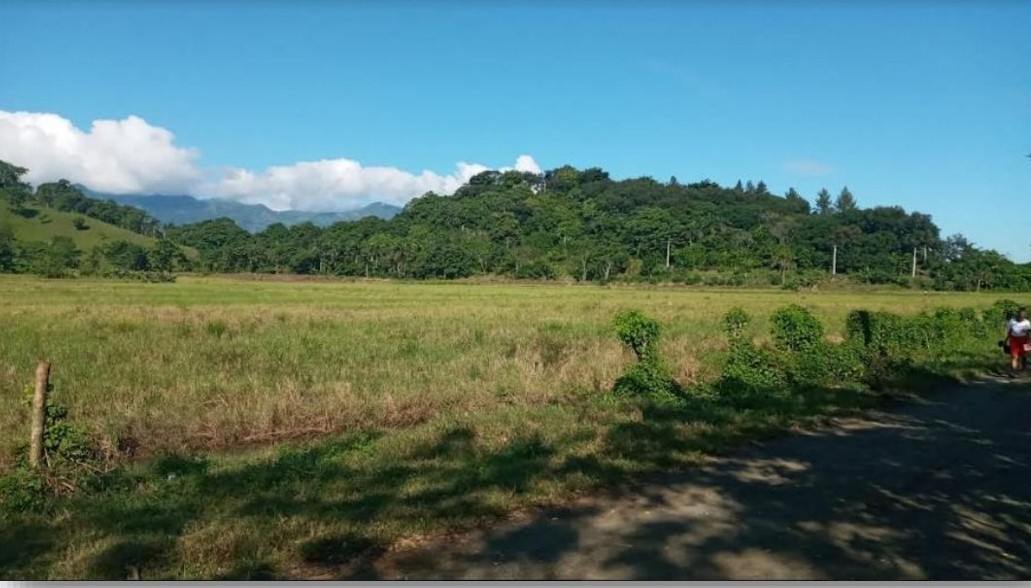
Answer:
784 187 810 214
835 186 857 212
772 243 795 285
148 239 186 272
0 161 31 210
0 161 30 192
33 236 81 277
815 189 834 215
0 224 15 272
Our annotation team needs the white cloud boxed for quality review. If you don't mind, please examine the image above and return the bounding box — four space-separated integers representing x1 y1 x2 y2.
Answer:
0 110 541 211
513 154 541 174
0 110 201 194
784 159 835 177
202 155 542 211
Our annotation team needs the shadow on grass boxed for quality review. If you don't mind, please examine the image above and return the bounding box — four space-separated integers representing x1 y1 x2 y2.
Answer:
382 362 1031 580
212 561 279 581
0 520 53 577
0 356 1026 580
87 537 173 580
12 207 39 219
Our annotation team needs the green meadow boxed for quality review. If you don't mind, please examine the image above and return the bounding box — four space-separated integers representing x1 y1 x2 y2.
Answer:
0 274 1011 579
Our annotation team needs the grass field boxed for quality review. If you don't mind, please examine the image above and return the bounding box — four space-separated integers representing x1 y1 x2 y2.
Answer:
0 202 158 250
0 274 1005 460
0 274 1012 579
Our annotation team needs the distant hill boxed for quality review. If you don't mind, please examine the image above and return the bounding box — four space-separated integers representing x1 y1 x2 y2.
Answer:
1 200 161 251
90 191 401 232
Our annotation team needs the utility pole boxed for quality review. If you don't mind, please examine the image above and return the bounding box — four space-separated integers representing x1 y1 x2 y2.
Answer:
923 246 927 263
665 237 671 268
831 244 837 276
911 247 918 278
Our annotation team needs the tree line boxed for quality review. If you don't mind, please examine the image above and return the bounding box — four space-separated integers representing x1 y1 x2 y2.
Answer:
1 159 1028 291
0 161 179 277
1 162 163 236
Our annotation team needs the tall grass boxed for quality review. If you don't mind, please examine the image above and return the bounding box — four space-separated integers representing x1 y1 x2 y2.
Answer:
0 275 1007 463
0 274 1013 579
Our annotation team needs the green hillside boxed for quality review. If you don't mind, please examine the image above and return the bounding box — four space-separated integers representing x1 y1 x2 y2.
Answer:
0 201 157 250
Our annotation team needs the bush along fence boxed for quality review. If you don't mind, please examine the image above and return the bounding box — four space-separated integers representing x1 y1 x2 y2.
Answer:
613 298 1026 409
3 299 1024 515
611 309 685 404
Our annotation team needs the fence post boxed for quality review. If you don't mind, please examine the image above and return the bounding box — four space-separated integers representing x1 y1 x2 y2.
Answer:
30 361 51 469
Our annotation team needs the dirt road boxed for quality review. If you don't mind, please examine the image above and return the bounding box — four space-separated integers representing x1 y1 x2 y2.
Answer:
374 379 1031 580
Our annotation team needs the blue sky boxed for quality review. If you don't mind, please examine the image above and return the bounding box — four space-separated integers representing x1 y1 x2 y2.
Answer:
1 0 1028 260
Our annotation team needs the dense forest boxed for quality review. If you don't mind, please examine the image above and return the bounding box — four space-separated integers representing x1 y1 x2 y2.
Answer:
2 159 1029 291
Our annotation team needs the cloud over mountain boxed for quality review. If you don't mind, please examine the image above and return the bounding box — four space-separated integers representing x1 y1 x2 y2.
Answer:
0 110 540 211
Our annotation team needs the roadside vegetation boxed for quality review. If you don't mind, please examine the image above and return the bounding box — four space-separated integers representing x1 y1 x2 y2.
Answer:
0 275 1021 579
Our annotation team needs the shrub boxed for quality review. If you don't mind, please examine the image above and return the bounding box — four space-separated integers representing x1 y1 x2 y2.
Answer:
720 340 787 394
985 299 1024 324
613 310 661 361
782 270 823 291
769 304 824 352
21 384 98 469
611 310 683 403
846 310 909 356
927 307 986 345
138 271 177 283
513 260 555 280
0 468 46 514
682 272 702 285
862 353 915 392
612 359 680 404
847 306 992 368
1 383 102 513
784 340 866 386
721 307 751 341
957 307 987 338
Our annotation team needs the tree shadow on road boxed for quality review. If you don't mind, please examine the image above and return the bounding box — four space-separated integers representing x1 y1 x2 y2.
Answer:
381 372 1030 580
2 359 1027 580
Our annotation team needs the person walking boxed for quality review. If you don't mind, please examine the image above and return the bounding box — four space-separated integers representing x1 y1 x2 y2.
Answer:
1005 307 1030 375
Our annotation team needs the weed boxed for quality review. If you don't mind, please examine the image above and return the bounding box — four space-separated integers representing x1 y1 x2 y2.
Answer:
205 320 229 338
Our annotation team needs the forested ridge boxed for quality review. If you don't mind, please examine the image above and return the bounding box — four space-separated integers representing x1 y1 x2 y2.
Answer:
2 159 1028 290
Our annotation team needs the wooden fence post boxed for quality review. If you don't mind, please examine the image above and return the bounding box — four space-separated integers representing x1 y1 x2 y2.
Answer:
29 361 51 469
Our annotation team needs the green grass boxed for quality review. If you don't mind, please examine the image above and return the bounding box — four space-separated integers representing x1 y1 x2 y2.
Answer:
0 202 158 250
0 274 1009 579
1 275 1005 459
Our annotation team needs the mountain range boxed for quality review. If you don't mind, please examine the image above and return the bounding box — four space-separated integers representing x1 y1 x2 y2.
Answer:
81 189 401 232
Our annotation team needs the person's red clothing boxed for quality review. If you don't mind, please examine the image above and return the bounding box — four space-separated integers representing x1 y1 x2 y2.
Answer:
1009 335 1029 358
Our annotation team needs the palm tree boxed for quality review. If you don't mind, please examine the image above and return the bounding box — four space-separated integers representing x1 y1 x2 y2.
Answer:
772 243 796 285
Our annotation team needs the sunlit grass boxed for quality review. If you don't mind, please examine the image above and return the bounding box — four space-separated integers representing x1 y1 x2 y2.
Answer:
0 274 1004 461
0 274 1010 579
